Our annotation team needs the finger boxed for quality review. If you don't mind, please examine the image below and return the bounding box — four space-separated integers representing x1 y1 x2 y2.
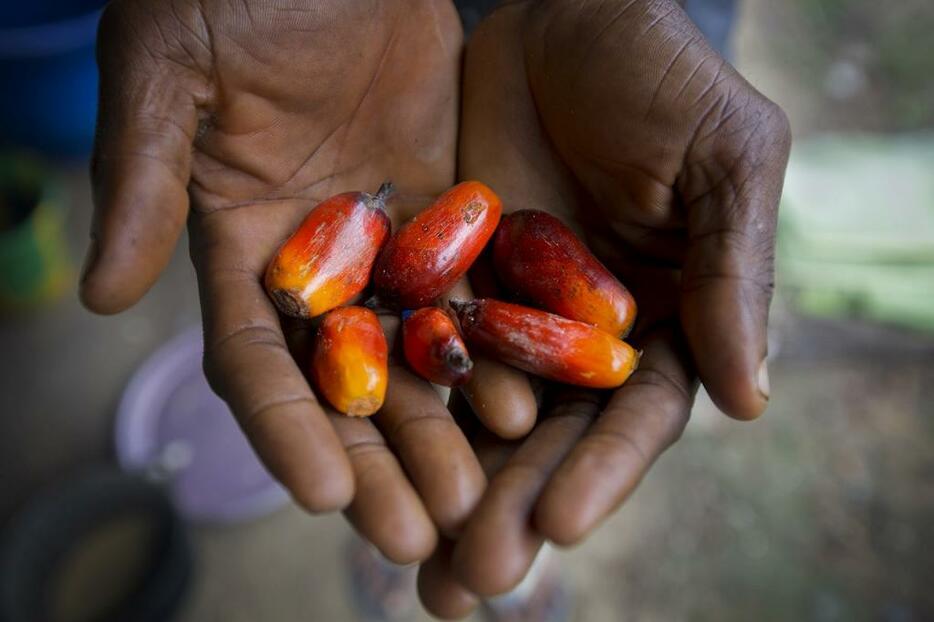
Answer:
534 325 696 546
82 3 209 314
417 539 479 620
458 2 580 216
373 363 487 537
452 393 600 596
456 5 565 441
330 414 437 565
199 265 354 513
280 313 436 560
680 95 792 420
443 278 538 439
282 313 438 562
461 355 538 439
449 392 523 479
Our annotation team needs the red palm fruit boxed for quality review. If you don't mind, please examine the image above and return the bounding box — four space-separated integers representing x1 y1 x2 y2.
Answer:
402 307 473 387
450 299 638 389
374 181 502 309
492 210 637 337
311 307 388 417
265 183 393 318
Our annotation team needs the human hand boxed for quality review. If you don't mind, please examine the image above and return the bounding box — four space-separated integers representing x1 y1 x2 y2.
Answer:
80 0 534 564
418 0 791 614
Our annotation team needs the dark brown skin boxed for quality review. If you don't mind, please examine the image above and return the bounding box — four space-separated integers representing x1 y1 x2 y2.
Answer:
78 0 537 567
80 0 790 613
418 0 791 614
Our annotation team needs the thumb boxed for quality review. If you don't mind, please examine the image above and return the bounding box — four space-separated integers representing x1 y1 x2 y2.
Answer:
80 2 208 314
679 91 791 420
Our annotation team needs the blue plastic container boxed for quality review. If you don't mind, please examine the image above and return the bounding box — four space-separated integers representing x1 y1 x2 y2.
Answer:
0 1 106 157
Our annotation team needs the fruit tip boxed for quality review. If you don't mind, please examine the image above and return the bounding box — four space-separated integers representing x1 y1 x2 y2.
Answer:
270 288 308 318
376 181 394 201
448 299 470 314
363 295 391 314
363 181 395 212
344 396 381 417
444 346 474 375
448 299 478 331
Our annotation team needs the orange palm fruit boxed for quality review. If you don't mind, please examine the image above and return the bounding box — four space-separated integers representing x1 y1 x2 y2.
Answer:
402 307 473 387
492 210 637 337
374 181 502 309
311 307 388 417
450 299 639 389
265 183 393 318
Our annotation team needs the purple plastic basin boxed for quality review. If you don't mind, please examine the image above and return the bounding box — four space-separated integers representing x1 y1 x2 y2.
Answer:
115 327 289 524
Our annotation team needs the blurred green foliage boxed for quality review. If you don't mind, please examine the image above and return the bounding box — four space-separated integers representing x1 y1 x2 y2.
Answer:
771 0 934 130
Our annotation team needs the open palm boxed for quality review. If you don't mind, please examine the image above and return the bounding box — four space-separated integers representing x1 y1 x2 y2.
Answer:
81 0 517 565
417 0 791 615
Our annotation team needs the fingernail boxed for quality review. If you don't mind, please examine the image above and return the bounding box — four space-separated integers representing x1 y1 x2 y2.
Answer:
80 238 100 284
757 359 770 401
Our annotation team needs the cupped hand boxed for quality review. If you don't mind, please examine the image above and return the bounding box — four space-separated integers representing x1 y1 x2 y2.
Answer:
80 0 534 565
418 0 791 614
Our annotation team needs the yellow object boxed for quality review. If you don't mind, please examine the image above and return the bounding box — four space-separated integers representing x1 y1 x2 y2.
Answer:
0 155 71 309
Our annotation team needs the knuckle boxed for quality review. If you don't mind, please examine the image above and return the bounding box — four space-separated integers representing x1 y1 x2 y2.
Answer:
698 87 789 165
587 428 651 468
690 225 775 264
342 439 388 462
746 97 792 162
201 323 286 400
545 400 601 428
212 323 286 355
764 101 793 161
492 462 545 490
682 263 776 302
758 97 791 137
543 389 602 422
387 412 452 442
629 366 693 404
240 396 317 429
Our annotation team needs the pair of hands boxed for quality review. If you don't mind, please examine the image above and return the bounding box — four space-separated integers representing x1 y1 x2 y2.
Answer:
81 0 790 617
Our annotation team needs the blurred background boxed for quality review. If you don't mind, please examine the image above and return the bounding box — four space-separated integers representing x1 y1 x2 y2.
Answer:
1 0 932 620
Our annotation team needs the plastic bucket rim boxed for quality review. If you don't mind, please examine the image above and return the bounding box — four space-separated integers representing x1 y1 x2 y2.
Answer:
114 326 290 524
